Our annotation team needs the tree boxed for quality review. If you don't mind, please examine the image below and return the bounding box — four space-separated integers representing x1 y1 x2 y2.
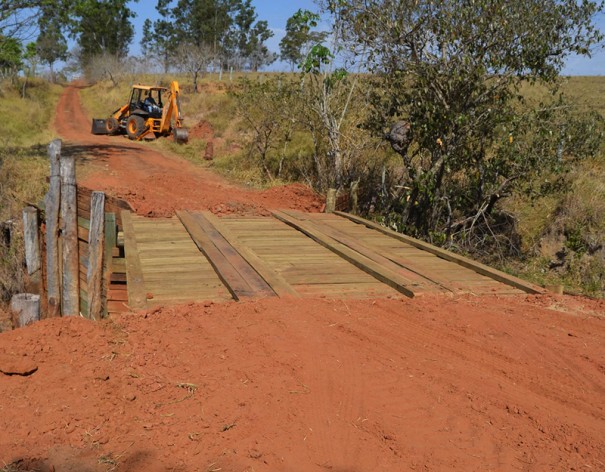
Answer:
331 0 605 246
227 0 274 71
146 0 275 72
140 0 180 73
279 9 328 71
0 36 22 79
71 0 137 67
175 43 213 92
36 5 68 82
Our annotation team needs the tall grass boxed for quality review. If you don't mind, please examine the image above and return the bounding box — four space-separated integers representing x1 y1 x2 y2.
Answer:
0 78 62 304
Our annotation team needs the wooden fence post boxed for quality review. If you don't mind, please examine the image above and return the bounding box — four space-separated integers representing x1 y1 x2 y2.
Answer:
22 207 41 285
45 139 62 317
87 192 105 320
10 293 40 327
350 181 359 215
326 188 337 213
60 152 79 316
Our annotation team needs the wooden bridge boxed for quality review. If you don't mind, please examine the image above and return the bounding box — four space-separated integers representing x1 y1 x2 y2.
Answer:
111 210 543 311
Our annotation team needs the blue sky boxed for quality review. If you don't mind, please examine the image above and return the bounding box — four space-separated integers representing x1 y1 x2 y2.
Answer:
128 1 605 75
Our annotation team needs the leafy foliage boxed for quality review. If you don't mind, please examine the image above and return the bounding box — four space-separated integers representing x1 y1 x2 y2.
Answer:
330 0 605 250
279 9 328 70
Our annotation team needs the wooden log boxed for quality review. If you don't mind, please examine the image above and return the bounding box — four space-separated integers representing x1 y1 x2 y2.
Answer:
121 211 147 310
325 188 337 213
334 211 546 295
22 207 41 278
86 192 105 320
10 293 40 327
60 152 79 316
103 213 117 318
45 140 62 317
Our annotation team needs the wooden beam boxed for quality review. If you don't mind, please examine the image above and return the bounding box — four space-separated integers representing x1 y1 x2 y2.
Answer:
177 211 271 300
22 206 41 285
60 151 79 316
272 210 418 298
103 213 117 318
326 188 337 213
45 139 61 317
282 210 449 294
202 212 300 298
86 192 105 320
334 211 545 294
121 211 147 310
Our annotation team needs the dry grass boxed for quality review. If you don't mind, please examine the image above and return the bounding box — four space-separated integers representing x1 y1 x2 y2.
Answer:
0 78 62 304
79 74 605 296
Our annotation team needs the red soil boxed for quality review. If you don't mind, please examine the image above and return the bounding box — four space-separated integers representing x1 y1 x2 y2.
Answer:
1 295 604 471
53 85 322 217
1 84 603 471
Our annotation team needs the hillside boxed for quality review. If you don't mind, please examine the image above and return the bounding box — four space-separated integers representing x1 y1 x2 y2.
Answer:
78 74 605 298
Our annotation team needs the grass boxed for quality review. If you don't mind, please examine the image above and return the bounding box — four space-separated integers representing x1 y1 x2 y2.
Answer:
0 78 62 304
80 73 605 297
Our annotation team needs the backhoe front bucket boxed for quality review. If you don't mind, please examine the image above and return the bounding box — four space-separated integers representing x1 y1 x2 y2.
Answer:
91 118 109 135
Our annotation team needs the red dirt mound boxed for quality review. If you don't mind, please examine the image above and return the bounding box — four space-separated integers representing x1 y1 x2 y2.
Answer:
188 119 214 141
0 294 604 471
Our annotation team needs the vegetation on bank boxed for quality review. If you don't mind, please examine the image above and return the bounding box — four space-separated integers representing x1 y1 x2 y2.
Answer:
2 0 604 299
0 78 62 303
79 72 605 298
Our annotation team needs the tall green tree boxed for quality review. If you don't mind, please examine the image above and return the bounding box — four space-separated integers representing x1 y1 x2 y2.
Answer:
228 0 274 70
71 0 137 66
36 5 68 81
279 9 328 71
329 0 605 246
0 36 22 78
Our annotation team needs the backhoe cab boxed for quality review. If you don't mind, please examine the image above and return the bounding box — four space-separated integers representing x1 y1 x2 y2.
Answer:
91 81 189 144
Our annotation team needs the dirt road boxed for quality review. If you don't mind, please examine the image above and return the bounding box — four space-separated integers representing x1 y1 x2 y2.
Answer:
0 85 603 471
53 84 322 217
0 295 604 471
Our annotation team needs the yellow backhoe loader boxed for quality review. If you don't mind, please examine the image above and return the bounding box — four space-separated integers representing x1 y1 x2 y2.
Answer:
91 81 189 143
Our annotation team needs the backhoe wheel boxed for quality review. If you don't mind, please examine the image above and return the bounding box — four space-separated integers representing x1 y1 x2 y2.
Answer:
105 117 119 135
126 115 146 140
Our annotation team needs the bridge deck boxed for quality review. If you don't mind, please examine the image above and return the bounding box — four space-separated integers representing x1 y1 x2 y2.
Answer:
120 210 543 310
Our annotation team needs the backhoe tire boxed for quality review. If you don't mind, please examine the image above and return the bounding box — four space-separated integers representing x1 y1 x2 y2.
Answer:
126 115 146 140
105 117 119 135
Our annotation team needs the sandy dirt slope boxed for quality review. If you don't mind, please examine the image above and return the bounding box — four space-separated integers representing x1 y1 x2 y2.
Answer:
0 295 604 471
52 84 322 217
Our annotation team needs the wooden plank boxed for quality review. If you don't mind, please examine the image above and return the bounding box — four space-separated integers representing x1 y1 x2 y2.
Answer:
108 300 129 313
273 211 424 298
334 211 545 294
182 211 276 299
202 212 300 298
86 192 105 320
60 152 79 316
111 273 127 283
45 139 61 317
103 213 117 318
121 210 147 310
